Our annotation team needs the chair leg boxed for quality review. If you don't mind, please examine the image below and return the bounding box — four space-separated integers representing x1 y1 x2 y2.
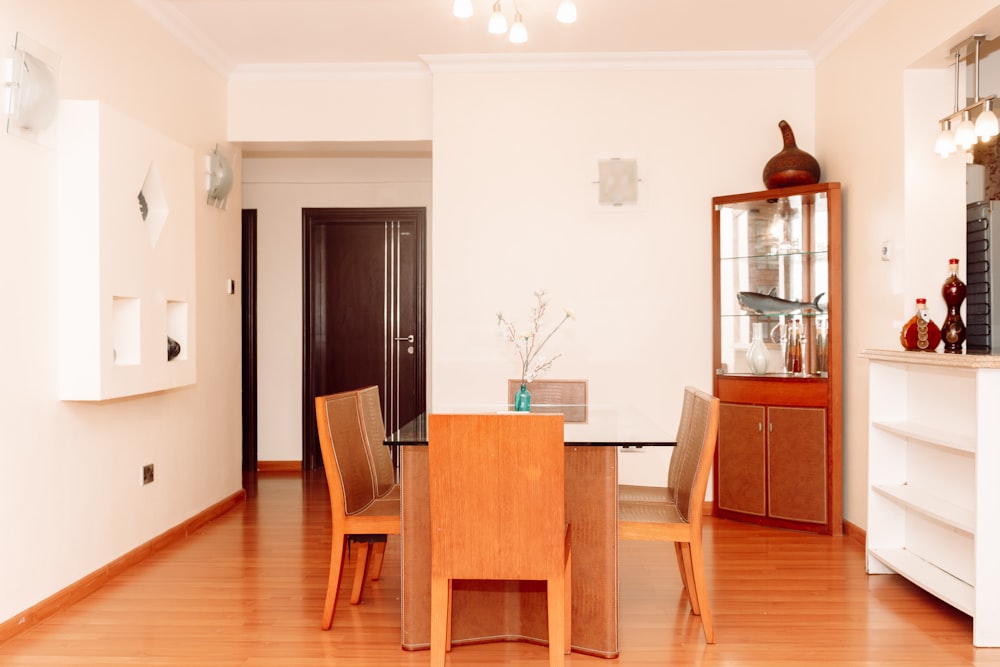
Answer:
546 577 567 667
321 533 349 630
688 539 715 644
678 542 701 616
350 540 372 605
368 539 387 580
430 575 450 667
564 527 572 655
673 542 689 594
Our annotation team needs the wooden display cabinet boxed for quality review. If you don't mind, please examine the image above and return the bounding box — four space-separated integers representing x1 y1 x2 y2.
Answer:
711 182 842 535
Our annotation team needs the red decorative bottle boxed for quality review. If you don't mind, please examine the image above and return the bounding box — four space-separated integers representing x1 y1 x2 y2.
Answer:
900 298 941 352
941 258 966 354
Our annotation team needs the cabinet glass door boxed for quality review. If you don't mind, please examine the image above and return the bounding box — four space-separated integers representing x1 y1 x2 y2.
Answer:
716 191 829 376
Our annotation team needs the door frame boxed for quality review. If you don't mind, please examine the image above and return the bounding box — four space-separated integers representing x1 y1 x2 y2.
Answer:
301 207 427 470
241 209 258 487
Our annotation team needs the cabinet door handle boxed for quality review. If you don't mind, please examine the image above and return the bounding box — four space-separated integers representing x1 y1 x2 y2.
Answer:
757 422 762 432
768 422 773 433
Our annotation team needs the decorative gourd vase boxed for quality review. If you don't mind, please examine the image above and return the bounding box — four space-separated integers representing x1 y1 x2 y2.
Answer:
900 298 941 352
746 322 769 375
762 120 821 190
514 383 531 412
941 258 967 354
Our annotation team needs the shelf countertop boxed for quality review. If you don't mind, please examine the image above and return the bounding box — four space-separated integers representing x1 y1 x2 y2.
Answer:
860 348 1000 369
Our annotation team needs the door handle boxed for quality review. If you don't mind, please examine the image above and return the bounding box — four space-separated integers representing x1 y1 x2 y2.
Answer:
395 334 414 343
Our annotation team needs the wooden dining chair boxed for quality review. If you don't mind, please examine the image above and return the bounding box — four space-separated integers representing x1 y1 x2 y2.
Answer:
314 389 401 631
428 413 572 667
618 386 720 643
355 385 400 582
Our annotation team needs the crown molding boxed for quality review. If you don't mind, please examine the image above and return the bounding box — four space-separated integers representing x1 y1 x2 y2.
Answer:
810 0 889 63
132 0 234 75
228 51 814 83
419 51 814 73
229 62 432 82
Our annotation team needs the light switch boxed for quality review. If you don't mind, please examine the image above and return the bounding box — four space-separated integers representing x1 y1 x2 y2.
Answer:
226 278 235 294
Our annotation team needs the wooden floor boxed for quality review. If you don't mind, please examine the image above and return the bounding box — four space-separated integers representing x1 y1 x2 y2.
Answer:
2 471 999 666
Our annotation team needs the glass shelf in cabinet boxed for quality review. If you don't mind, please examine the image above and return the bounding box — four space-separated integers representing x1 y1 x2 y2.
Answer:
718 248 829 262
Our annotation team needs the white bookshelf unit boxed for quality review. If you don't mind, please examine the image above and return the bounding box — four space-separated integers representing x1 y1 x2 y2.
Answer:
57 100 196 400
862 349 1000 647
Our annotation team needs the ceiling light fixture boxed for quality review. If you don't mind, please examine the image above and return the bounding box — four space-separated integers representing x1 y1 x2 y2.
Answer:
453 0 576 44
936 34 999 157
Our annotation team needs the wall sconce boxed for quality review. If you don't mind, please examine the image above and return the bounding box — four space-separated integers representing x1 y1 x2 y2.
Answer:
3 32 59 142
595 158 641 207
453 0 576 44
205 145 233 209
935 34 999 158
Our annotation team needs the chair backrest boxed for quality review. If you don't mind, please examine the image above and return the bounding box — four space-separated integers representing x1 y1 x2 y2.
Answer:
315 390 378 516
356 385 396 497
667 386 696 492
671 387 721 523
428 413 565 581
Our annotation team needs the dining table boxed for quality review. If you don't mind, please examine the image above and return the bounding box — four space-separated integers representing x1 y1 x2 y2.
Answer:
385 405 674 659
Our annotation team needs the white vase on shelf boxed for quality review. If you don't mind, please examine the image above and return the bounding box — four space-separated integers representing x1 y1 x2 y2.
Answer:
746 322 769 375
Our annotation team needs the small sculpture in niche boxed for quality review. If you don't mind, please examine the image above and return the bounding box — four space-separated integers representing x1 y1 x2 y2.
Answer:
138 190 149 221
167 336 181 361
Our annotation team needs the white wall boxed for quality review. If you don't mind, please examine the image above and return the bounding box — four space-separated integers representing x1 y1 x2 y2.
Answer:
0 1 241 622
816 0 1000 528
240 59 815 487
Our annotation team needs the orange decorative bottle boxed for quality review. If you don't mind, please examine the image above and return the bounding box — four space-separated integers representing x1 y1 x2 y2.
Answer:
941 258 966 354
900 298 941 352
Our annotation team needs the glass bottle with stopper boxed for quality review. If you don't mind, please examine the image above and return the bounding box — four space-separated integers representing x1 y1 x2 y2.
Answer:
941 258 966 354
900 298 941 352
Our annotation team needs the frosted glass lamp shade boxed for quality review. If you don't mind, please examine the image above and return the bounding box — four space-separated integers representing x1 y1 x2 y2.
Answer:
557 1 577 23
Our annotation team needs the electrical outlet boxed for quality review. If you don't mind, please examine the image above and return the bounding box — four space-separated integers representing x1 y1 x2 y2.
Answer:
142 463 154 485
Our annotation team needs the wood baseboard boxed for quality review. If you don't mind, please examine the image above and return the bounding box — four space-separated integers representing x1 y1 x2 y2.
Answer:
257 460 302 473
843 519 866 546
0 489 246 644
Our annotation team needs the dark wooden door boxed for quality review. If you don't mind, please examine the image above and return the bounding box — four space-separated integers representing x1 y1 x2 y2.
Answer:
241 209 258 495
302 208 426 470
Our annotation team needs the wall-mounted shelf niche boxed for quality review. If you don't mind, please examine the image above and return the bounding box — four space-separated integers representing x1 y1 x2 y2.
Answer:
57 100 196 401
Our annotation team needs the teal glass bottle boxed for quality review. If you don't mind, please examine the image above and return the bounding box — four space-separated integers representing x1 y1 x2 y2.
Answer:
514 383 531 412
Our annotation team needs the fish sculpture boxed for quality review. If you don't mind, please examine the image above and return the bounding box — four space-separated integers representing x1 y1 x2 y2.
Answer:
737 289 826 315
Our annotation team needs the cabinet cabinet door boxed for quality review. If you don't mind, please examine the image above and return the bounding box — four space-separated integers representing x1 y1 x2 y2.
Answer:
717 403 766 516
767 406 827 524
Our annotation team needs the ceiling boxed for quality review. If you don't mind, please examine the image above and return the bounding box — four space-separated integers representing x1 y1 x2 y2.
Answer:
136 0 895 158
137 0 877 73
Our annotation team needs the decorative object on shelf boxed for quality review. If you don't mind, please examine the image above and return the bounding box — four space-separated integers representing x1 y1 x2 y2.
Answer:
783 317 803 373
205 145 233 209
497 290 575 411
900 298 941 351
942 257 967 353
452 0 576 45
934 34 999 158
737 289 826 315
815 315 829 376
746 321 769 375
167 336 181 361
762 120 821 189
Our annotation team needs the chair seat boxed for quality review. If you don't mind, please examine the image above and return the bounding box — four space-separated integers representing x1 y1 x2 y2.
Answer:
619 499 685 525
618 484 676 505
353 495 400 519
377 484 401 502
